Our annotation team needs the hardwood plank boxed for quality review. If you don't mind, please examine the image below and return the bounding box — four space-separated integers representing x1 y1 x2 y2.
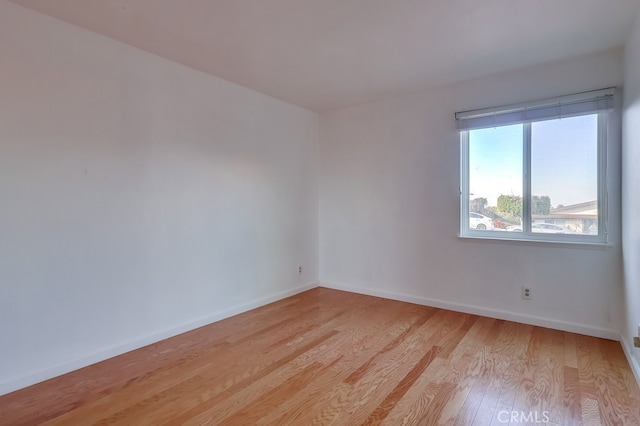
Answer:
436 319 498 425
564 366 583 426
435 314 477 359
549 329 566 424
384 319 502 425
178 307 395 426
448 317 498 361
576 334 599 401
485 322 533 425
276 309 463 425
589 336 640 425
454 372 490 426
416 381 458 424
260 303 440 425
501 327 564 425
564 331 579 369
436 351 485 425
379 357 449 425
214 359 339 426
1 288 638 426
581 396 604 426
362 345 441 425
344 307 437 385
599 338 640 404
330 327 448 424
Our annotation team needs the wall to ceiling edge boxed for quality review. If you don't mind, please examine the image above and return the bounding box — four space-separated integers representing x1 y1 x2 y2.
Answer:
0 0 319 395
1 0 639 397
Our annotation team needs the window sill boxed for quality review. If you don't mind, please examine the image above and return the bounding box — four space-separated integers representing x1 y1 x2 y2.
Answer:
458 233 611 250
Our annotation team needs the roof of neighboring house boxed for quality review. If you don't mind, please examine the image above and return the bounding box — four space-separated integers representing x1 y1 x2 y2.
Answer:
534 200 597 220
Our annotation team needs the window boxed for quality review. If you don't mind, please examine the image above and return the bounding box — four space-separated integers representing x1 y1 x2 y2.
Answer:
457 88 613 244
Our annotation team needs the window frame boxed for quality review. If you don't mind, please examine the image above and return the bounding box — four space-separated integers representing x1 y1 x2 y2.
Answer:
459 105 609 246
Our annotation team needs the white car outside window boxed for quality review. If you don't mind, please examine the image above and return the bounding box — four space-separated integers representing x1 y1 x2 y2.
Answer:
469 212 494 230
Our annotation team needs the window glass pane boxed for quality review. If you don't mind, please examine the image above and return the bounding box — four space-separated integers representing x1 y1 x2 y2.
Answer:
531 114 598 235
469 124 523 232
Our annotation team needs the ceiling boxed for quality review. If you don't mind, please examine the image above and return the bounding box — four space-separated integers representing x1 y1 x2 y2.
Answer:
9 0 640 111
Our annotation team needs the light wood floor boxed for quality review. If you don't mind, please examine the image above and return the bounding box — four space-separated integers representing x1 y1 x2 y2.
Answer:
1 288 639 425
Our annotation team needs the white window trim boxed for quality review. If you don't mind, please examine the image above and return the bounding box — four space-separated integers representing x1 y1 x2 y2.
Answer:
458 90 611 246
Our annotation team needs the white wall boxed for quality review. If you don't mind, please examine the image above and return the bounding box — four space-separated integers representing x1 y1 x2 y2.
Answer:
622 12 640 379
320 48 624 338
0 1 318 395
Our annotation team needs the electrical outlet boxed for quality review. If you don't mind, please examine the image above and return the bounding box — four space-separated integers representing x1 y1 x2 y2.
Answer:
522 287 532 300
634 336 640 348
298 266 303 275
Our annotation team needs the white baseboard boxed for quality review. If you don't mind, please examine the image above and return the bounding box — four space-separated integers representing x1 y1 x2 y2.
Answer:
319 281 621 341
0 282 318 397
3 281 632 397
620 336 640 387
